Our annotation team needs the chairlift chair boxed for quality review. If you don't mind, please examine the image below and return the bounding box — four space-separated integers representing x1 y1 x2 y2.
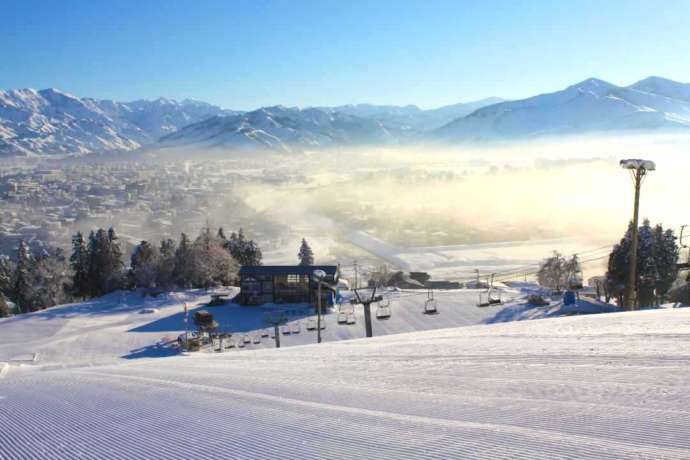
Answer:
290 322 301 334
423 289 439 314
423 298 439 315
488 291 502 305
242 335 251 344
238 340 245 348
252 336 261 344
376 302 392 320
281 324 290 335
477 291 491 307
306 318 317 330
346 313 356 325
226 340 236 349
337 312 348 324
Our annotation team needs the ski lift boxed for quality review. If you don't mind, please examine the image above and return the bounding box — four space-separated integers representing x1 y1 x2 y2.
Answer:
252 335 261 344
281 324 290 335
242 335 251 344
346 313 356 325
423 289 439 315
306 318 316 330
261 329 269 338
290 322 301 334
226 340 236 349
376 301 392 320
238 340 245 348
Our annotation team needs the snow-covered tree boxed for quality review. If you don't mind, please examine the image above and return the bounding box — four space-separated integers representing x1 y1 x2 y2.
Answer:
189 227 239 289
298 238 314 266
0 255 15 297
226 228 262 266
607 219 679 307
537 251 567 291
87 228 125 297
30 249 71 309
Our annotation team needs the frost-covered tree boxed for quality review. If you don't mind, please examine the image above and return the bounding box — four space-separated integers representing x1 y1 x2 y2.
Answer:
0 255 15 297
0 293 10 318
537 251 567 291
189 227 239 289
31 248 71 310
70 232 90 300
157 238 177 290
607 219 679 307
130 241 160 289
298 238 314 266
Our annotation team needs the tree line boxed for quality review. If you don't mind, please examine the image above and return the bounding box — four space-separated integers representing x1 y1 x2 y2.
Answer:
537 220 682 308
0 226 263 317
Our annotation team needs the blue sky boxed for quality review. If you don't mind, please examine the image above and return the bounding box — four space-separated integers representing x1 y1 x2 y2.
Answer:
2 0 689 109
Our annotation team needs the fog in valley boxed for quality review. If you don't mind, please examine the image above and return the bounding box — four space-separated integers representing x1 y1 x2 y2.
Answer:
2 133 688 281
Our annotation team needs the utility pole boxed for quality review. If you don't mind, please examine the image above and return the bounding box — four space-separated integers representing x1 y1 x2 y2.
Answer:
352 287 383 338
317 278 323 343
620 159 655 310
263 312 287 348
354 261 359 290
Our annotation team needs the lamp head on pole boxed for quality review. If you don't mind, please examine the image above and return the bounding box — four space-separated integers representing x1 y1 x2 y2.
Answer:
620 159 656 171
313 269 326 281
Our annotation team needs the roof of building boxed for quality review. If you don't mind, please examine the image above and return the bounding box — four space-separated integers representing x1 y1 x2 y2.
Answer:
239 265 338 277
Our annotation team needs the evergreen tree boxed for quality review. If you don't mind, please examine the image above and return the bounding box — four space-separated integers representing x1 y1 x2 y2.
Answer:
13 239 34 313
173 232 193 288
157 238 177 290
217 227 227 241
130 241 160 289
225 228 262 266
607 220 679 307
298 238 314 266
105 227 125 292
70 232 90 300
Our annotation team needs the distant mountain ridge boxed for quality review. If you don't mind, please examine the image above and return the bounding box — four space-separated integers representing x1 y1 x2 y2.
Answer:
0 88 233 157
2 76 690 157
434 76 690 142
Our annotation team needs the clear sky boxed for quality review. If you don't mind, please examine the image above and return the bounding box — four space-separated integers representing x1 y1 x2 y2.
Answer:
2 0 689 110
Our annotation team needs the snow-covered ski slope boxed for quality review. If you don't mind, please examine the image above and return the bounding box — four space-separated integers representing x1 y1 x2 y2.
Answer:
1 307 690 459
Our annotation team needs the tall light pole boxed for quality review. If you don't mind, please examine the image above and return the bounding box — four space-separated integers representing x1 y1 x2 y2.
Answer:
620 159 656 310
313 269 326 343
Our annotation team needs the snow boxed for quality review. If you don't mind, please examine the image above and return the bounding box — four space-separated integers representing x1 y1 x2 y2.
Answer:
1 304 689 459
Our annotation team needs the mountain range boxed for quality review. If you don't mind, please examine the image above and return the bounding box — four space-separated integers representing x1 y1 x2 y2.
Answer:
1 76 690 157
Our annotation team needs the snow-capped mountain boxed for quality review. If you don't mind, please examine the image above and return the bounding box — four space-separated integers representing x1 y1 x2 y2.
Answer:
434 77 690 142
0 88 231 156
317 97 505 131
158 105 408 153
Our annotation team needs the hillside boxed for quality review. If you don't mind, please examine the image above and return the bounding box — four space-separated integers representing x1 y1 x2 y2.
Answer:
1 297 689 459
